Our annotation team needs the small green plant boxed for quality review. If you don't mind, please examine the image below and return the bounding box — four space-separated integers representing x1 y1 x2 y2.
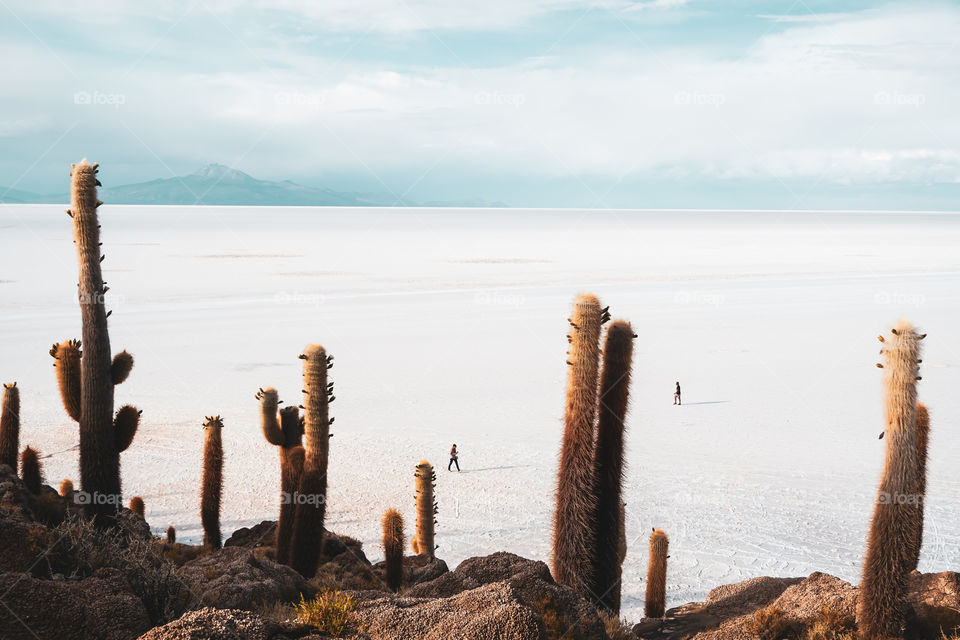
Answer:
295 591 356 637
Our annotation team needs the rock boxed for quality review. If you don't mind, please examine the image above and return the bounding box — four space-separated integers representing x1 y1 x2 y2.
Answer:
138 607 284 640
771 572 857 623
703 575 803 619
371 554 449 590
180 546 311 610
908 571 960 637
314 536 380 591
349 581 542 640
456 551 553 585
405 571 480 598
0 510 43 573
225 521 277 548
0 568 152 640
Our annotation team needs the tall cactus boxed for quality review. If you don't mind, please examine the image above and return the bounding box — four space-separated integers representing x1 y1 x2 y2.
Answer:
645 529 669 618
201 416 224 550
553 294 607 594
49 160 140 525
20 446 43 494
411 460 437 558
908 403 930 571
857 322 924 640
382 509 405 593
590 320 635 613
290 344 334 577
0 382 20 472
256 387 304 564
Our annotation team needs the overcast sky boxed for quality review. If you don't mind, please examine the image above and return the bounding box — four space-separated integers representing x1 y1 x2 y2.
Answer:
1 0 958 208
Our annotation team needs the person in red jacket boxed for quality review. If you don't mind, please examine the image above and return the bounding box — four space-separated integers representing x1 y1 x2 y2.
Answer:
448 444 460 472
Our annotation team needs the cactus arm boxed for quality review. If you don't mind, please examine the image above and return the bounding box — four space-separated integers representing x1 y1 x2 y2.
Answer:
552 294 603 593
276 445 305 565
0 383 20 472
857 321 923 639
908 403 930 571
110 351 133 385
114 405 141 452
382 509 405 592
256 387 284 446
51 340 82 422
279 405 303 448
71 160 121 524
590 320 635 613
201 416 224 549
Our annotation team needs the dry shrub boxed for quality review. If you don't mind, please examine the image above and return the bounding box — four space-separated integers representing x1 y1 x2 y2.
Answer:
803 606 855 640
745 606 799 640
599 611 636 640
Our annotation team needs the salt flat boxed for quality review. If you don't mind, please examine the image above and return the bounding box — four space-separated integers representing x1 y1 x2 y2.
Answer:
2 205 959 620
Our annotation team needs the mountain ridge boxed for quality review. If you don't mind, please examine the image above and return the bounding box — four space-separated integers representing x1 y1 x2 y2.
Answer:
0 164 507 208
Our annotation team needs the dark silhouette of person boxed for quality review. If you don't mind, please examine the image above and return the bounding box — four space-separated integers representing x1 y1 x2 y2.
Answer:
448 444 460 472
674 381 681 405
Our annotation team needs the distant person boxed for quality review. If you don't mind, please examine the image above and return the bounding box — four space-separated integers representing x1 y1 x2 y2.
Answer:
674 381 681 406
448 444 460 472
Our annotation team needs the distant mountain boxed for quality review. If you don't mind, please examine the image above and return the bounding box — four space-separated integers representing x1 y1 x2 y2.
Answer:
0 164 506 207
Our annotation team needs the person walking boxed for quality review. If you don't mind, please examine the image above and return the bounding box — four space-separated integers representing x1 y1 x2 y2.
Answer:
674 381 682 406
448 444 460 472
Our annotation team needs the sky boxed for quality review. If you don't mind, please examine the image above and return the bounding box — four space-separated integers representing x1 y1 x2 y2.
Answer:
1 0 958 209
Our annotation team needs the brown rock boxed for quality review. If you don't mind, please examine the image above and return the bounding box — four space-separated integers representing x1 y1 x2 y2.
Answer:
179 546 310 610
907 571 960 637
137 607 283 640
224 521 277 549
0 568 151 640
771 572 857 623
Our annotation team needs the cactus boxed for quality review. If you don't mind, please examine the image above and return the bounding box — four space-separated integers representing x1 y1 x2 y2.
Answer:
129 496 145 519
411 460 437 558
201 416 224 550
0 382 20 472
857 322 924 640
166 526 176 544
290 345 333 577
553 294 606 594
590 320 635 613
20 446 42 494
278 445 305 564
49 160 140 525
256 387 305 564
382 509 405 593
908 403 930 571
59 478 74 499
645 529 669 618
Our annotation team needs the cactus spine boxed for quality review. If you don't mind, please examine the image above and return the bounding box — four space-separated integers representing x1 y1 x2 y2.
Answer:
857 322 924 640
129 496 145 519
59 478 74 499
909 403 930 571
382 509 405 593
553 294 605 594
290 345 333 577
201 416 224 550
50 160 140 525
645 529 669 618
20 446 42 494
0 382 20 472
589 320 634 613
256 387 304 564
411 460 437 558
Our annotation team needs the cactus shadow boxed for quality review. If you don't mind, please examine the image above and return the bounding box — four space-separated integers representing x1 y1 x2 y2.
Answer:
458 465 529 474
680 401 730 405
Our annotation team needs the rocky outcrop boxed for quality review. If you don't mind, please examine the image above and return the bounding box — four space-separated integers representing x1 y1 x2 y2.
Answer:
179 546 311 610
0 568 152 640
224 521 277 549
137 608 288 640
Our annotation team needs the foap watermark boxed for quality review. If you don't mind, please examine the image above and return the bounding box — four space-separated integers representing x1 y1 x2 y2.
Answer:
77 290 125 306
73 490 124 506
74 90 126 109
674 91 725 108
274 92 324 110
474 91 526 108
281 491 326 506
674 290 726 307
274 291 326 306
877 491 923 506
873 291 925 307
474 291 525 307
874 91 925 108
